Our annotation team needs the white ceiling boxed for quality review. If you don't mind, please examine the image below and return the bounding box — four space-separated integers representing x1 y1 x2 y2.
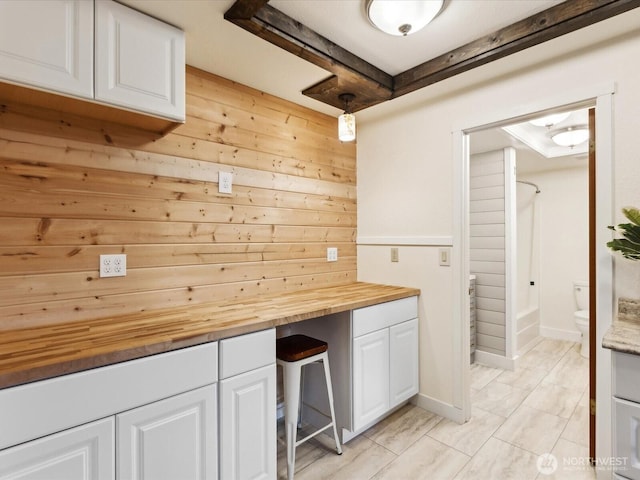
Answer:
270 0 563 75
471 108 590 174
120 0 566 116
119 0 638 171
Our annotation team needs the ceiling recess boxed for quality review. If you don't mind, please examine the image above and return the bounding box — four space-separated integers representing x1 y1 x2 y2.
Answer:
224 0 640 112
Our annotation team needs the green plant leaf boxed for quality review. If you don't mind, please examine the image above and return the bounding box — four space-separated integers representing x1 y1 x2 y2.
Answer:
623 207 640 226
615 223 640 245
607 207 640 261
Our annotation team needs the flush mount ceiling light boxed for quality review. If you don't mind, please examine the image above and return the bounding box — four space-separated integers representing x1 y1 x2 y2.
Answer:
551 125 589 148
366 0 444 36
338 93 356 142
529 112 571 128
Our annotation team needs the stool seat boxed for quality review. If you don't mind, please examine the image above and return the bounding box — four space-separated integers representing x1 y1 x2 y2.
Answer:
277 334 328 362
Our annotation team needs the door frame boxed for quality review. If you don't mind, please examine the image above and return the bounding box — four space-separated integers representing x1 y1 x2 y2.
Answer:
452 83 614 467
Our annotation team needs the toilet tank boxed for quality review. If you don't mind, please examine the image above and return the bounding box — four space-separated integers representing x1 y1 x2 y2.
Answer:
574 281 589 311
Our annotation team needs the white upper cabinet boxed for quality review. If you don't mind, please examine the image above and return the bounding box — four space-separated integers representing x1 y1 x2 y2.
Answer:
0 0 185 123
95 0 185 121
0 0 93 98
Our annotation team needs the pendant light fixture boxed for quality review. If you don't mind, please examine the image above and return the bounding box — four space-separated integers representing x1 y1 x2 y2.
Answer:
338 93 356 142
366 0 444 36
550 125 589 148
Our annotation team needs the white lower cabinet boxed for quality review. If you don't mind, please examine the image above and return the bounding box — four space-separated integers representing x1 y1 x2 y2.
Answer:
389 318 419 408
0 417 114 480
219 329 277 480
353 328 389 431
613 351 640 480
117 385 217 480
220 365 276 480
352 298 419 433
0 342 218 480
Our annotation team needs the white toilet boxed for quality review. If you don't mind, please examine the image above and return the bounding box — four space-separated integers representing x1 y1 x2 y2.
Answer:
574 281 589 358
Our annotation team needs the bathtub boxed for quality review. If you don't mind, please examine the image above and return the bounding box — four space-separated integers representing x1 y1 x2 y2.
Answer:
516 306 540 355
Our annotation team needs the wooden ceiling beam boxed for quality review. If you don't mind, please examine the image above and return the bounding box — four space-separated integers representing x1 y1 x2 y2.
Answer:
225 1 393 101
224 0 640 111
393 0 640 97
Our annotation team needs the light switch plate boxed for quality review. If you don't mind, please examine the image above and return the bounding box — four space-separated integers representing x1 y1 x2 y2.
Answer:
439 248 451 266
327 247 338 262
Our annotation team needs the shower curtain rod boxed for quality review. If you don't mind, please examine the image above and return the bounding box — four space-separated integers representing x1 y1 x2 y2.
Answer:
516 180 541 193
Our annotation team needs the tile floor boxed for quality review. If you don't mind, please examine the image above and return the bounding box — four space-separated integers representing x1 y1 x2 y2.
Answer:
277 338 595 480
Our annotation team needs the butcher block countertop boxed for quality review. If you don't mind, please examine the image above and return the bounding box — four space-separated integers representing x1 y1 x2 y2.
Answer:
0 282 419 389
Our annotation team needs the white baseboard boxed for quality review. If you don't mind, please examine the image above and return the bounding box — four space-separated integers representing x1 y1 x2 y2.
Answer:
474 349 517 371
540 325 582 343
412 393 465 424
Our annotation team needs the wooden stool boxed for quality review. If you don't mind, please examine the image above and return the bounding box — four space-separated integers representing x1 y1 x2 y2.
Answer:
276 334 342 480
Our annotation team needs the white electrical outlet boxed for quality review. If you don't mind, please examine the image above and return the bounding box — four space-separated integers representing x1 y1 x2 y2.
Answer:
219 171 233 194
327 247 338 262
100 254 127 277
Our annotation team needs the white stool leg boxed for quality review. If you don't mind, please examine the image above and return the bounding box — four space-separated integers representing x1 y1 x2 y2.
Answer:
282 360 301 480
321 352 343 455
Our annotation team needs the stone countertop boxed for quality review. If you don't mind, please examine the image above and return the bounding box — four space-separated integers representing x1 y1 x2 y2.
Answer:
0 282 420 389
602 297 640 355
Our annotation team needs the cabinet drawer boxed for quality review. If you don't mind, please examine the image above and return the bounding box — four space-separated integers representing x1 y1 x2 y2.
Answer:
614 397 640 480
614 352 640 403
353 297 418 337
0 342 218 450
219 328 275 380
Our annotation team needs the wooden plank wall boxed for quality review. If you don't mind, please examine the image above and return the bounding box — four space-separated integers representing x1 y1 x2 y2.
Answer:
0 67 357 331
470 150 507 356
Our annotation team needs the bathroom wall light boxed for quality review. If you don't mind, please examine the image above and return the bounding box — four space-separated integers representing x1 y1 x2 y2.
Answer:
551 125 589 148
529 112 571 128
338 93 356 142
366 0 444 36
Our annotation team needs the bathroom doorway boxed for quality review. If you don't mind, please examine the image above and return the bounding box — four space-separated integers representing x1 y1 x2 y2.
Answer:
453 91 614 463
468 107 591 366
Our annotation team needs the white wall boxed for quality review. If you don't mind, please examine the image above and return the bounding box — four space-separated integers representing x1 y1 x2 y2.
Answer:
356 9 640 438
520 167 589 342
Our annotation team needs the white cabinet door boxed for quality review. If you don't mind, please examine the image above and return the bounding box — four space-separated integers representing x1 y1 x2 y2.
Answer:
0 0 93 98
0 417 114 480
389 318 419 408
117 384 217 480
353 328 390 431
220 364 277 480
614 396 640 480
95 0 185 121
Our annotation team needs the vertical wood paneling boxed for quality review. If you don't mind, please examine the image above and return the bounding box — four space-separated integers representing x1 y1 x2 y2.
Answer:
470 151 506 356
0 66 357 330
